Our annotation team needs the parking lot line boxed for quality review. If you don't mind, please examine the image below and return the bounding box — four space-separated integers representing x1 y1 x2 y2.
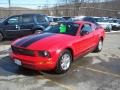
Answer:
40 76 75 90
80 66 120 78
105 31 120 34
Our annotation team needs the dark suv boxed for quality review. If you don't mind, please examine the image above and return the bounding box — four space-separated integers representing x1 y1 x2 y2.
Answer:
0 14 49 41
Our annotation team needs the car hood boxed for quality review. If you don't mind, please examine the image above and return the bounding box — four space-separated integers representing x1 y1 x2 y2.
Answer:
12 32 74 50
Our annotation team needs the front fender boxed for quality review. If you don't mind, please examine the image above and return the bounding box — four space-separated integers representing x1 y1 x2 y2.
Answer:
49 42 74 61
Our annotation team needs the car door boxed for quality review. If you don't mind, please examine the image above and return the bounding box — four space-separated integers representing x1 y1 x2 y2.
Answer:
3 16 20 38
81 23 95 50
91 23 100 47
74 23 94 56
19 15 34 36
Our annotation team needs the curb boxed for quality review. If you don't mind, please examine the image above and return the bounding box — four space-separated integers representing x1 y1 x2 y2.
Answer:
106 31 120 34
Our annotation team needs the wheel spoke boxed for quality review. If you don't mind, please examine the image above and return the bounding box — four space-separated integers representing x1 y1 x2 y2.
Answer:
98 40 103 50
60 53 71 70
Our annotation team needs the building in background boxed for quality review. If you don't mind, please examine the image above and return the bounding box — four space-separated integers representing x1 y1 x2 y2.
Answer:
0 0 120 18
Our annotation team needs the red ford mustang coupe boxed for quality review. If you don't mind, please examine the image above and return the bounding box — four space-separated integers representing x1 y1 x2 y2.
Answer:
9 21 105 74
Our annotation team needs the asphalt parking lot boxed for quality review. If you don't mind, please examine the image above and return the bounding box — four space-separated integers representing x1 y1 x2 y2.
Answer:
0 32 120 90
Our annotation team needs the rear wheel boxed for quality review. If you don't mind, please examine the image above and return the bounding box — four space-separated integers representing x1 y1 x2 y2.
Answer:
0 32 4 41
94 39 103 53
55 50 72 74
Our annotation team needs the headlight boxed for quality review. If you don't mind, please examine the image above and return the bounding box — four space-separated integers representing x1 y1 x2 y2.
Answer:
38 50 51 58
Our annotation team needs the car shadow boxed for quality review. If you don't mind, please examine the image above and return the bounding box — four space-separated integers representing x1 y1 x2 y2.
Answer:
0 55 102 76
0 56 43 76
0 55 93 76
1 54 119 77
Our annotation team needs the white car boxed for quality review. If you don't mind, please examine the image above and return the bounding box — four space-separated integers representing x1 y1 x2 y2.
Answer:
109 19 120 30
93 17 112 32
98 22 112 31
47 16 65 22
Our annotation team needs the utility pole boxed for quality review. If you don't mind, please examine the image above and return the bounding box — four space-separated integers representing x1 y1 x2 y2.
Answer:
8 0 11 16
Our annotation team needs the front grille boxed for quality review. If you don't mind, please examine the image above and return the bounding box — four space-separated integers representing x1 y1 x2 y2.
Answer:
11 46 35 56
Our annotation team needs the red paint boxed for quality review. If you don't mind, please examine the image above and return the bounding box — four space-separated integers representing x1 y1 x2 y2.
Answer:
9 21 105 71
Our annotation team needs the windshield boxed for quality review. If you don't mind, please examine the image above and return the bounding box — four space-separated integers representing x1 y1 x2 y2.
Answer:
44 22 79 36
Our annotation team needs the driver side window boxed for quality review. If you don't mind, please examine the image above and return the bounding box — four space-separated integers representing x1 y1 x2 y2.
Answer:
7 16 19 25
81 24 92 32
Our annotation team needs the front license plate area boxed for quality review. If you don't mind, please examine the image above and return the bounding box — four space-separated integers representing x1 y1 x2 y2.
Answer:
14 59 22 66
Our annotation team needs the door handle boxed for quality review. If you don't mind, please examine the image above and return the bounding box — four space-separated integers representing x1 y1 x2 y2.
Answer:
16 25 20 30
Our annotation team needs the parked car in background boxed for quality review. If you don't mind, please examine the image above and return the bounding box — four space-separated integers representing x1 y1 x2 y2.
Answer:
109 18 120 30
0 14 49 41
62 16 72 20
10 21 105 74
47 16 65 22
68 16 98 25
93 17 112 32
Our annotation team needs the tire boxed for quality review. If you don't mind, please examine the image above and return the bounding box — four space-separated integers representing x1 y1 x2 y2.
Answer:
55 50 72 74
0 32 4 41
34 30 43 34
93 39 103 53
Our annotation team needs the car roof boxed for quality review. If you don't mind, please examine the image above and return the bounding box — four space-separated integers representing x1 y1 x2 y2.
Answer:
48 16 63 18
9 14 46 17
21 14 46 16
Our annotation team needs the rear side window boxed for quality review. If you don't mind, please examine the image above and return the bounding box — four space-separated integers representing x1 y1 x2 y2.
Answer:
22 16 33 23
36 15 47 23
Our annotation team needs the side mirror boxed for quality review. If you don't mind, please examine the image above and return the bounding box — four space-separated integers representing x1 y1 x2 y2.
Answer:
80 30 89 36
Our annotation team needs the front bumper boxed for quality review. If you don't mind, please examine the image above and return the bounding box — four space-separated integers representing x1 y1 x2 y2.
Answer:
9 52 57 71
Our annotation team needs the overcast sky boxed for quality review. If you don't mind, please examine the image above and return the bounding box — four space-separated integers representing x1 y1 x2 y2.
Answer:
0 0 112 9
0 0 57 9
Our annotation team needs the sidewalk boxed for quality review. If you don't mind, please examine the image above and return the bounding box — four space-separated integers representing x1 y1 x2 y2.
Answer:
0 44 10 57
0 45 10 52
106 30 120 34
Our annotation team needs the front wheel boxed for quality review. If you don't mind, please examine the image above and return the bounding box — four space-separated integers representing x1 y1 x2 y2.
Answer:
55 50 72 74
93 39 103 53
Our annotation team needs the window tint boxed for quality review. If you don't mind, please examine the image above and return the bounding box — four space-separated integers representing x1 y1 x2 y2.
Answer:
81 24 92 32
36 15 46 23
44 23 79 36
8 16 19 24
22 16 33 23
